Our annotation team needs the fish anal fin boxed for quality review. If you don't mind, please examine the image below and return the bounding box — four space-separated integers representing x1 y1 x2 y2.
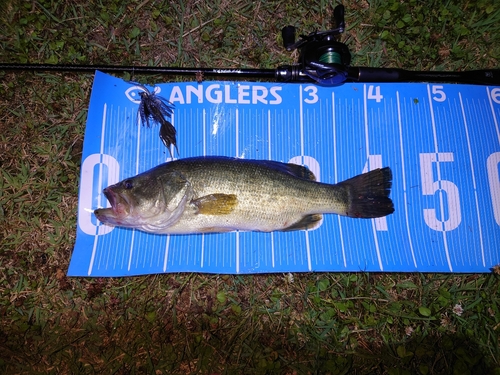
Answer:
192 194 238 215
280 214 322 231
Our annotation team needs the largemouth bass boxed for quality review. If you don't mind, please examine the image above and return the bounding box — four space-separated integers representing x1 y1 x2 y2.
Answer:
94 156 394 234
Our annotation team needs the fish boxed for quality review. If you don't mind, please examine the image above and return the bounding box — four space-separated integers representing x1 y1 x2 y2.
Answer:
94 156 394 234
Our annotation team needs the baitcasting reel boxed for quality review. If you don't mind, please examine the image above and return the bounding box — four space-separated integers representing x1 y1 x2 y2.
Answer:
275 4 499 86
281 4 352 85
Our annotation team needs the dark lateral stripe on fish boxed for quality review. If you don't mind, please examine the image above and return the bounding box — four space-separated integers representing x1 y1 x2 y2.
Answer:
339 167 394 219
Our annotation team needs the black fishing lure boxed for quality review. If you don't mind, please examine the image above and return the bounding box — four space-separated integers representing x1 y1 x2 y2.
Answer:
134 83 177 156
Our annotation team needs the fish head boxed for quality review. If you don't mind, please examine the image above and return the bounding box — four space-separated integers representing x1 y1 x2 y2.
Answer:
94 169 191 232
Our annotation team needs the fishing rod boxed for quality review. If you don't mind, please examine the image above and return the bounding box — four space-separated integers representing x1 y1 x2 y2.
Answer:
1 5 499 86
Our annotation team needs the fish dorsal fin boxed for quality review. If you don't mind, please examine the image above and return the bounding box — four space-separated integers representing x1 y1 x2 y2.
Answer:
253 160 316 181
284 163 316 181
191 194 238 215
280 214 323 231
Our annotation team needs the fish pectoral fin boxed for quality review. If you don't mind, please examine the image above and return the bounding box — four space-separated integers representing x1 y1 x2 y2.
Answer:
280 214 323 231
191 194 238 215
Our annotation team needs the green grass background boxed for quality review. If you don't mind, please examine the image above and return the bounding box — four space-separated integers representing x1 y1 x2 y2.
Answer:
1 0 500 374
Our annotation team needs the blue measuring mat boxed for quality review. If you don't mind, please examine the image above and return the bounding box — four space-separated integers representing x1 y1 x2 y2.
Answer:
68 70 500 276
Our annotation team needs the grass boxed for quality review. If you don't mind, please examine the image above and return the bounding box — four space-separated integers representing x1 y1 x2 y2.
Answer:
1 0 500 373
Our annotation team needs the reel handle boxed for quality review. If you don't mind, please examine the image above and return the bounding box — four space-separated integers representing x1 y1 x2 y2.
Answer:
333 4 345 33
282 26 296 51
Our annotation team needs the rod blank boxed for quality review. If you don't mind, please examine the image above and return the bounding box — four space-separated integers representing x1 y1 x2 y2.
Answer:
1 63 499 86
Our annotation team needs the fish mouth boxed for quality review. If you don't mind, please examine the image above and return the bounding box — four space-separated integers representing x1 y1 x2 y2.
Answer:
94 187 130 225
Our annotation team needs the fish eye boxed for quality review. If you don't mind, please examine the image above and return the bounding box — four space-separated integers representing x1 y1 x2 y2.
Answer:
123 180 133 189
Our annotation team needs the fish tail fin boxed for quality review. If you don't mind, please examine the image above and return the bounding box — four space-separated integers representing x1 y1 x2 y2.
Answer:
340 167 394 218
